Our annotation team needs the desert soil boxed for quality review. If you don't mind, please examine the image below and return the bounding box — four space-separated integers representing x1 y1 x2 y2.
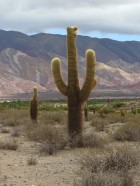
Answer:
0 124 87 186
0 122 140 186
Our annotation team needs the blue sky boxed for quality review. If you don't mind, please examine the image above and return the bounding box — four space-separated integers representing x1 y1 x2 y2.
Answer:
0 0 140 41
49 29 140 41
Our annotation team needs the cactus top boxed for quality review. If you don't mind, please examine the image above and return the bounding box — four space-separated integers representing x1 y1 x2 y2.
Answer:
67 26 78 38
33 86 38 99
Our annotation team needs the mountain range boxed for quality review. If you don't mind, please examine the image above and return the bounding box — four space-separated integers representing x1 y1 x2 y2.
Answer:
0 29 140 99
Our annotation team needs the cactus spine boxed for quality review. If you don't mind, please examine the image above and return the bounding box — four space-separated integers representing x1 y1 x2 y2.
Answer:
51 26 96 137
30 86 38 123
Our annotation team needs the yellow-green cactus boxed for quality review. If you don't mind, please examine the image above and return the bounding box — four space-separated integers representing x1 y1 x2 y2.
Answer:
99 107 104 118
30 86 38 123
120 108 125 117
51 26 96 137
120 108 125 123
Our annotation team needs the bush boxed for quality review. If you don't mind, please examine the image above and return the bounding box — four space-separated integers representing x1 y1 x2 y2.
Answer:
74 172 133 186
27 156 37 165
11 128 20 137
41 111 67 125
0 110 29 126
69 132 106 148
74 144 138 186
90 117 108 131
113 118 140 141
103 107 115 114
113 102 125 108
26 124 68 155
39 126 68 155
0 138 18 150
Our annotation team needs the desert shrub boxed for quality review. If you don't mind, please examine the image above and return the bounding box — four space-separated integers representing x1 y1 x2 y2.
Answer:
1 127 10 133
90 117 108 131
39 125 68 155
113 102 125 108
74 144 138 186
106 112 122 124
74 172 133 186
81 133 106 148
88 105 99 112
137 108 140 113
103 107 115 114
0 138 18 150
26 122 106 155
39 102 67 111
113 117 140 141
81 145 138 173
90 112 123 131
0 100 28 110
40 111 67 125
87 112 94 121
11 128 20 137
0 110 29 126
25 123 68 155
25 124 55 142
27 156 37 165
69 132 106 148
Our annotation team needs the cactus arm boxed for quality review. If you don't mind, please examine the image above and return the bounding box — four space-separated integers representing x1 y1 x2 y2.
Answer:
67 26 80 92
52 58 68 96
80 49 96 103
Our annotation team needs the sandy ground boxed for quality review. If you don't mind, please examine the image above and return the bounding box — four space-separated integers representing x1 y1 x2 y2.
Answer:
0 131 82 186
0 122 140 186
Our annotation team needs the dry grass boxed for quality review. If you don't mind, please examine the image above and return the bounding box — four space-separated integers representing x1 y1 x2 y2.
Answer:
1 127 10 133
114 123 140 141
113 117 140 141
90 117 108 131
90 112 123 131
74 172 133 186
74 144 139 186
69 132 107 148
11 128 20 137
40 111 67 125
106 112 123 124
76 160 135 185
0 110 29 127
25 122 106 155
39 125 68 155
0 138 18 150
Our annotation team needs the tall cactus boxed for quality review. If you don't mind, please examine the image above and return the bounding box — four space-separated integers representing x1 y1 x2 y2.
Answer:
30 86 38 123
51 26 96 137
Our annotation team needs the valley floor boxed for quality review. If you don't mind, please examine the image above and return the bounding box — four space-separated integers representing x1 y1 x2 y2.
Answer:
0 110 140 186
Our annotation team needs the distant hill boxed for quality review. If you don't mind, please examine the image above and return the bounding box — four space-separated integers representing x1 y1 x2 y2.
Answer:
0 29 140 99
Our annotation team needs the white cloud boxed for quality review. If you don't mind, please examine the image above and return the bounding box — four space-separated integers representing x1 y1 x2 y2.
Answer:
0 0 140 36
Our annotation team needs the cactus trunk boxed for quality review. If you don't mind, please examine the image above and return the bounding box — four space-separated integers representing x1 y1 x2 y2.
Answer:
68 97 83 136
51 26 96 137
30 86 38 123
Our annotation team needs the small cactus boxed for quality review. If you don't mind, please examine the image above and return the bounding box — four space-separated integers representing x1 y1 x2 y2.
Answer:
84 102 88 122
131 107 136 115
30 86 38 123
93 106 96 114
120 108 125 123
99 107 104 118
